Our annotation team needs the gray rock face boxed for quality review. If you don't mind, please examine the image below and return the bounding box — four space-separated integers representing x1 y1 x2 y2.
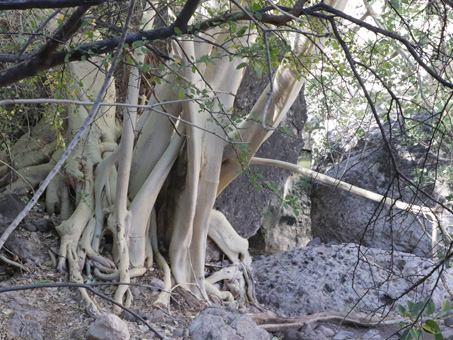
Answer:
189 305 270 340
311 146 433 256
86 314 130 340
215 68 307 239
253 243 453 317
310 114 453 256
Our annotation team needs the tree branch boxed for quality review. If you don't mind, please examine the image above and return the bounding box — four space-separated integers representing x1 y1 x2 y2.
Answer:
0 0 124 10
305 3 453 89
0 3 301 87
37 5 90 65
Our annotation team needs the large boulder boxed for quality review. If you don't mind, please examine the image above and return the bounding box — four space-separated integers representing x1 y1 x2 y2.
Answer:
310 121 453 256
215 68 307 239
253 243 453 317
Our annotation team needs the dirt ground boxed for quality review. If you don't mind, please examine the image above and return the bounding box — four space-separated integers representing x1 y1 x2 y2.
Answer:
0 204 210 340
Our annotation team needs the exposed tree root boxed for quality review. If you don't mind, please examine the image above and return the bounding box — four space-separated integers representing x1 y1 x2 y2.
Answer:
251 311 407 332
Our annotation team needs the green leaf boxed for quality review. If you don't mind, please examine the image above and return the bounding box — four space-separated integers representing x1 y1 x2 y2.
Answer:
236 62 248 70
399 329 410 340
178 91 185 100
409 329 422 340
35 280 52 284
434 333 444 340
255 66 263 79
442 299 451 313
174 27 183 36
389 0 400 10
423 319 441 333
425 298 436 315
398 305 407 315
64 54 71 63
411 301 424 315
237 25 248 37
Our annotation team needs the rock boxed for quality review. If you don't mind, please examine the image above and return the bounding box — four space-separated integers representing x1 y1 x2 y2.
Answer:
306 236 322 247
119 308 141 323
316 325 335 338
253 243 453 317
444 312 453 328
310 119 453 256
0 194 25 222
333 330 356 340
32 218 56 232
173 327 185 337
260 173 312 253
149 278 164 295
189 305 270 340
7 312 44 340
86 313 130 340
215 67 307 239
363 329 383 340
284 329 305 340
311 146 432 255
145 309 165 323
0 224 46 264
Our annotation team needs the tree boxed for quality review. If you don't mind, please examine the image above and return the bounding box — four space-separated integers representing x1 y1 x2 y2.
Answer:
0 0 452 317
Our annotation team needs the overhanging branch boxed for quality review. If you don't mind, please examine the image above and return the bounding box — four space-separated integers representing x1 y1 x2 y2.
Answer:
0 0 124 10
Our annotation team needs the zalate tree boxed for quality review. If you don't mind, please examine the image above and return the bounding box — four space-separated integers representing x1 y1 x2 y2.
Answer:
1 0 453 316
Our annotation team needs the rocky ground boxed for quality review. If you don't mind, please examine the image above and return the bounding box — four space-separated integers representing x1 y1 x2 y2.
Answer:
2 196 453 339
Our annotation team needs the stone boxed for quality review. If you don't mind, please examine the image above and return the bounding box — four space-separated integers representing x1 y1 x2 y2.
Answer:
310 118 453 256
444 312 453 328
316 325 335 338
173 328 184 337
86 313 130 340
0 223 46 264
284 329 305 340
363 329 383 340
310 146 432 256
146 309 165 323
260 173 313 253
253 243 453 317
189 305 270 340
149 278 164 294
0 194 25 222
119 308 141 323
215 67 307 239
32 218 56 232
306 236 322 247
7 312 44 340
333 330 356 340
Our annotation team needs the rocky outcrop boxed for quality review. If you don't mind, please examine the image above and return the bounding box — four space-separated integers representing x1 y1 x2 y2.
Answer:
310 120 453 256
189 305 270 340
253 243 453 317
215 68 307 239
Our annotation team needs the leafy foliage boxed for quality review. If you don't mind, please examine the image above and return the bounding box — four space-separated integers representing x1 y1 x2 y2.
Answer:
397 297 451 340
